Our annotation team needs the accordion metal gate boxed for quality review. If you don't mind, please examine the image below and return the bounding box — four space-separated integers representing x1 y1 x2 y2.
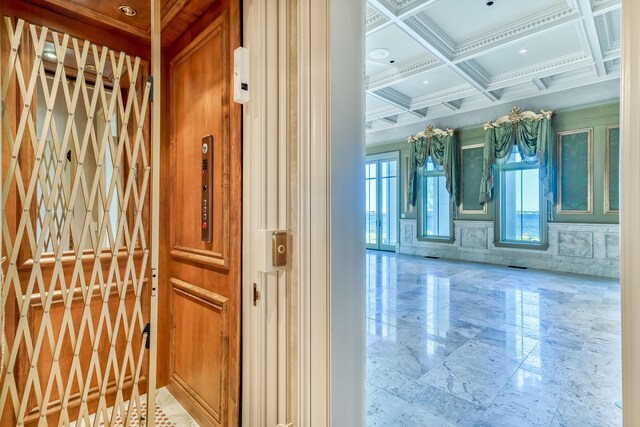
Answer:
0 11 159 427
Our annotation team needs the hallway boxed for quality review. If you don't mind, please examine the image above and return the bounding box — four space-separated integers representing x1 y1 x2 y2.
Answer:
366 251 622 426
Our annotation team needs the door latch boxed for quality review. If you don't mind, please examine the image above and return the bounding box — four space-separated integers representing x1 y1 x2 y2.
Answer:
272 231 288 267
253 283 260 306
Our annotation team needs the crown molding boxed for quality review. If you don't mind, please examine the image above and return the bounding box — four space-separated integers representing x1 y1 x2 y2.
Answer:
366 56 442 90
487 52 591 89
454 4 579 61
403 14 455 59
366 4 388 33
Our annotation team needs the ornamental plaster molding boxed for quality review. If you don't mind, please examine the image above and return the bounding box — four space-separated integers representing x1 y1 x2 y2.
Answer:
408 124 456 142
483 107 554 130
455 5 578 57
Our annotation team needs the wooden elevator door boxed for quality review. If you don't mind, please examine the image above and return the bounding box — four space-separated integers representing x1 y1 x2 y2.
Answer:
165 0 241 425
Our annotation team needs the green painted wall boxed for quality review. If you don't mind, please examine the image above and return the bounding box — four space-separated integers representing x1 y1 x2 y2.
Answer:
366 102 620 225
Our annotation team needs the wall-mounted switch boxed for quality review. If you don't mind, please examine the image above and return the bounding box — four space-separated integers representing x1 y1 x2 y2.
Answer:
272 231 288 267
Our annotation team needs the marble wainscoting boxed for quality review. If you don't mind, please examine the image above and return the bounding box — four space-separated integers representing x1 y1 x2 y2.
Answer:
398 220 620 278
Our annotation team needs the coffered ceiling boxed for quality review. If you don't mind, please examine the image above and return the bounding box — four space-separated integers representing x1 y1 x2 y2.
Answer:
365 0 621 143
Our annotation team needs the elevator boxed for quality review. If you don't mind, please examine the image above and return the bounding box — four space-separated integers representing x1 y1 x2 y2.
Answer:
0 0 242 425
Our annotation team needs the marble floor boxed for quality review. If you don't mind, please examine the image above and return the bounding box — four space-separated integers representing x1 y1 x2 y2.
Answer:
366 250 622 427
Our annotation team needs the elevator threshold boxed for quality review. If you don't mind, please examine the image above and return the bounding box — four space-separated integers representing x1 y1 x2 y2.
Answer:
69 388 198 427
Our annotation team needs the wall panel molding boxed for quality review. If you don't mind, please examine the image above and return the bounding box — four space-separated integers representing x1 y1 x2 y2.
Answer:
399 219 619 277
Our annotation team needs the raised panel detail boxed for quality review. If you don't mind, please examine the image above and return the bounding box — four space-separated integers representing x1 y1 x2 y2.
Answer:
24 283 143 423
460 144 486 213
460 227 488 249
605 233 620 259
169 278 229 425
557 129 592 213
605 126 620 213
558 231 594 257
170 13 230 270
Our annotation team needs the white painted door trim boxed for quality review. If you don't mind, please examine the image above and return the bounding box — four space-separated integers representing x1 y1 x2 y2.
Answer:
620 0 640 425
242 0 366 426
241 1 291 426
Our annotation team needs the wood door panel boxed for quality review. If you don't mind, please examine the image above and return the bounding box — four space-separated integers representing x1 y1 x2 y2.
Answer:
170 12 230 270
169 278 228 424
22 284 145 425
166 0 240 425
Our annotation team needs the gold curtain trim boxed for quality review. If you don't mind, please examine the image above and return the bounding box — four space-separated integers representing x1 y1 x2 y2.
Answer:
482 107 554 130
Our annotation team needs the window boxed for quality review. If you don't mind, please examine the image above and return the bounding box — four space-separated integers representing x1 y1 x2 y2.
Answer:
365 155 399 251
420 159 451 240
497 146 545 245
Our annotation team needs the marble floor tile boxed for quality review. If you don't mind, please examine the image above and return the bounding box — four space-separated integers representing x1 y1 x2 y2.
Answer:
366 250 621 427
413 384 487 427
366 386 415 426
367 364 428 402
418 360 507 407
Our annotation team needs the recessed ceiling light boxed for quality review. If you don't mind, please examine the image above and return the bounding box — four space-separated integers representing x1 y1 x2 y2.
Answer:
369 48 390 60
519 48 529 54
85 64 97 71
485 1 495 6
422 80 429 84
43 51 57 61
118 5 137 16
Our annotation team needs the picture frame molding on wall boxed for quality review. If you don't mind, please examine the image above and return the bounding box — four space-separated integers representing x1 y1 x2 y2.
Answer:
460 143 488 214
604 124 620 214
402 153 413 215
557 128 593 214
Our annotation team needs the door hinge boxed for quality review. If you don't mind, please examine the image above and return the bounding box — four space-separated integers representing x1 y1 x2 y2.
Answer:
147 76 154 102
253 283 260 306
142 323 151 349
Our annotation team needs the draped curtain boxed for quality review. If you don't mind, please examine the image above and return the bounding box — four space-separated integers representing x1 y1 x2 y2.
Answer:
479 108 554 204
408 126 458 208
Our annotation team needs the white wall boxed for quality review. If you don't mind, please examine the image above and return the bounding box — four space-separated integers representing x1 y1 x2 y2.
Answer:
330 0 366 425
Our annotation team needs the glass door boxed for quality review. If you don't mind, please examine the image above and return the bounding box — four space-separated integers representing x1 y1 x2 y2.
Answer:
365 154 399 251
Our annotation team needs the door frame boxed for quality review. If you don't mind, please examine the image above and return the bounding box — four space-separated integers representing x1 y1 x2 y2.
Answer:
241 0 292 426
243 0 640 426
621 0 640 424
241 0 366 425
365 152 400 251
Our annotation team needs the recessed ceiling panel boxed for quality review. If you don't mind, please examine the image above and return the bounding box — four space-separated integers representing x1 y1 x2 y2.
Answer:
474 24 585 77
421 0 566 44
366 24 430 74
391 66 468 98
366 94 395 112
596 8 621 54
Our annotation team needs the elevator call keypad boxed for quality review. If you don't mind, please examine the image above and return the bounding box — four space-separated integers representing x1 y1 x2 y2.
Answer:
201 135 213 242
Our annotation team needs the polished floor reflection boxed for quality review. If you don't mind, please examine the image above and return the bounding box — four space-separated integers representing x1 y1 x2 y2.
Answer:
366 251 622 427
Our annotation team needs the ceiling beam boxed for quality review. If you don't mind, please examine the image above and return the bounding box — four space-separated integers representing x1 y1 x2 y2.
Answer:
366 0 443 36
368 71 619 133
533 77 548 91
443 100 462 111
575 0 607 77
371 87 412 109
368 0 499 102
380 115 399 124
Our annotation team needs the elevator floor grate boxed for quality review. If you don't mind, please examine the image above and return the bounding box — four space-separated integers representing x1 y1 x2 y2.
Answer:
71 387 198 427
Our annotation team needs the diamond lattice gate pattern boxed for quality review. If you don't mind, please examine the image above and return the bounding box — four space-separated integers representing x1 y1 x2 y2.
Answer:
0 18 155 427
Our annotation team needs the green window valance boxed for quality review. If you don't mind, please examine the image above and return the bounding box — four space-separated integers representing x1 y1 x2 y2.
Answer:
479 107 554 204
408 125 458 207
